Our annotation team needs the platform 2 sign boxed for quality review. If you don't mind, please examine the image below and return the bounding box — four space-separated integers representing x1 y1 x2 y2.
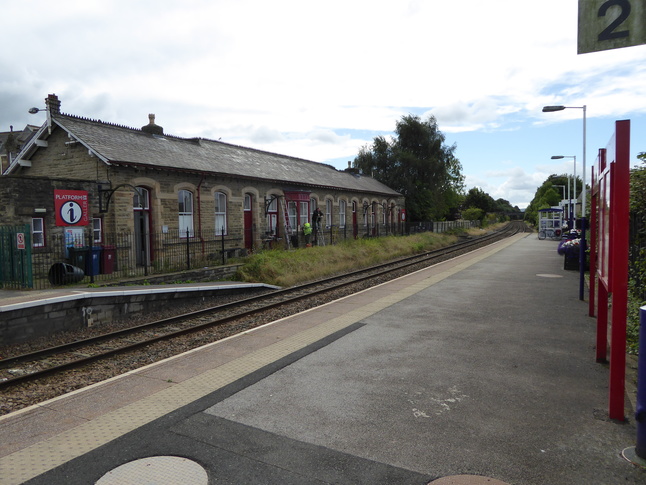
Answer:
54 190 89 226
579 0 646 54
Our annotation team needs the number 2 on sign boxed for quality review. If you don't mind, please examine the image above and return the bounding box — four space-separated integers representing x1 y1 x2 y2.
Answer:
598 0 631 41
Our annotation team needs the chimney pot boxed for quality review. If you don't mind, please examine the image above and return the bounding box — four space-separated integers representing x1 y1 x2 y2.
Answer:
142 113 164 136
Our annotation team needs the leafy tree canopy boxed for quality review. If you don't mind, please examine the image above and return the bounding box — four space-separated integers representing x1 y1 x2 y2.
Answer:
464 187 496 213
354 114 465 221
524 174 578 225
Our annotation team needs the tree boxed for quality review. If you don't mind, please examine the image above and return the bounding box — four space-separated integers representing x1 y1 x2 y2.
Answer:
463 187 496 213
354 115 464 221
524 174 572 225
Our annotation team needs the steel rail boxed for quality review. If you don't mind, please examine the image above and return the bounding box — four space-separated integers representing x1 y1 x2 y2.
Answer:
0 221 527 389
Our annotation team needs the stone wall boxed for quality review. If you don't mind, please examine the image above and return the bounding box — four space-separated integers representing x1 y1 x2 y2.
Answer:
0 272 268 346
7 124 405 250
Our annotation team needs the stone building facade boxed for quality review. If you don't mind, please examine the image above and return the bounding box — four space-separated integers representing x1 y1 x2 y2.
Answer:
3 95 404 277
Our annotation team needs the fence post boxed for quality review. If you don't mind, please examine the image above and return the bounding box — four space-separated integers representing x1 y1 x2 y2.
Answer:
186 228 191 270
623 305 646 467
221 227 225 265
637 306 646 458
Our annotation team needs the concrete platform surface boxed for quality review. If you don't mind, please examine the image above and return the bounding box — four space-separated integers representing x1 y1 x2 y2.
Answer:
0 234 643 484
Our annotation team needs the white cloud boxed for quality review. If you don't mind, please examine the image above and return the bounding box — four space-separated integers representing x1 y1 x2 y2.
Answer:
3 0 646 209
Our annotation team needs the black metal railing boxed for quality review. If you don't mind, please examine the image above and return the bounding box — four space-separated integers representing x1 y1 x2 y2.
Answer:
30 229 244 289
23 220 481 289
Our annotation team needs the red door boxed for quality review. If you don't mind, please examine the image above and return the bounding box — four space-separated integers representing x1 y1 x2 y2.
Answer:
244 194 253 251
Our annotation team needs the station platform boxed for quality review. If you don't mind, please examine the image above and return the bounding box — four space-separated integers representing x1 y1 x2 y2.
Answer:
0 280 277 311
1 234 643 484
0 281 279 346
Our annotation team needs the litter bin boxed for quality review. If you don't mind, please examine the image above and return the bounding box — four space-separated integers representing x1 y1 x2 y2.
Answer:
290 235 299 248
48 263 85 285
68 247 88 272
101 245 115 274
87 246 102 276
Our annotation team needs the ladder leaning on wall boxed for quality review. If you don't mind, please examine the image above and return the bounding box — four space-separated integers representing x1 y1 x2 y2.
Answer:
313 219 325 246
280 197 292 249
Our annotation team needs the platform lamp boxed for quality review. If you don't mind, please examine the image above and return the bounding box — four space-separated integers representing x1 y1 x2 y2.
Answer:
543 105 587 301
551 155 576 228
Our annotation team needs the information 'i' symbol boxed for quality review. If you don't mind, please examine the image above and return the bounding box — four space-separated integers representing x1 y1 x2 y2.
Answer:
61 201 83 225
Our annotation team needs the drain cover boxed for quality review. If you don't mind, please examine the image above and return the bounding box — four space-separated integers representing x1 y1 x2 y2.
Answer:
96 456 208 485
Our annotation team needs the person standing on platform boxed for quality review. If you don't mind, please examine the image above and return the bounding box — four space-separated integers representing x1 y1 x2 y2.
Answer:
303 222 312 247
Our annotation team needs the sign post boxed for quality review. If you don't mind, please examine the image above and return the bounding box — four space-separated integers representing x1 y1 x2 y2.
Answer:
592 120 630 420
579 0 646 54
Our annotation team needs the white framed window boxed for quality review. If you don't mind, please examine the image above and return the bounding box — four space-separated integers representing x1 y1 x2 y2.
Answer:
371 202 377 227
288 201 297 232
92 217 102 244
299 201 309 228
339 200 346 228
266 196 278 236
32 218 44 247
325 199 332 227
134 187 150 210
178 189 194 237
382 203 387 224
215 192 227 235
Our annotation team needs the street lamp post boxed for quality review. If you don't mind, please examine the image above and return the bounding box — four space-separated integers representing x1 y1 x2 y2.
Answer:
551 155 577 228
543 105 587 301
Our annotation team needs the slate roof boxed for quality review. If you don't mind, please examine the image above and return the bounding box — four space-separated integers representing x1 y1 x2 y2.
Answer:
0 125 39 155
47 114 400 197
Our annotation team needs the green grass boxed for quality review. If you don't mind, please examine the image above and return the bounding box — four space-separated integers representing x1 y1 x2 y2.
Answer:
235 232 457 287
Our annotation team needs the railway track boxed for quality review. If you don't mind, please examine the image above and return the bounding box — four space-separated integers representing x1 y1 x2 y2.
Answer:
0 221 529 398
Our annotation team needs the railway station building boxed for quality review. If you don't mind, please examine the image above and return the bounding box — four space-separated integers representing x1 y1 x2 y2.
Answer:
1 94 404 287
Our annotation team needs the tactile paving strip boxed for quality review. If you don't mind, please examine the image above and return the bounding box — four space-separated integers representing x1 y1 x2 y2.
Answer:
0 235 525 484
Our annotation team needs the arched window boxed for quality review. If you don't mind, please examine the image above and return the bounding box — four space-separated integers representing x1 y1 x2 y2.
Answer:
178 189 194 237
325 199 332 227
215 192 227 235
339 200 346 228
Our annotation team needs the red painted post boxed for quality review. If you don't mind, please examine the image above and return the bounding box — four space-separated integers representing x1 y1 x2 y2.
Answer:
589 163 598 318
608 120 630 421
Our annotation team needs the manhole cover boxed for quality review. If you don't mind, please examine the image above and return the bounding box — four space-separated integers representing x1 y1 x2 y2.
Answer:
96 455 208 485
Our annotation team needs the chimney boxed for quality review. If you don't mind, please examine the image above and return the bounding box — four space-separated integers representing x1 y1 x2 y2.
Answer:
45 94 61 115
141 113 164 136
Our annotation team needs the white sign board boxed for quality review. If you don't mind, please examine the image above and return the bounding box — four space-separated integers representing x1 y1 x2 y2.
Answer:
579 0 646 54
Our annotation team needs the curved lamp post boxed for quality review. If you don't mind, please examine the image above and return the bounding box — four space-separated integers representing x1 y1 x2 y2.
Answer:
543 105 587 301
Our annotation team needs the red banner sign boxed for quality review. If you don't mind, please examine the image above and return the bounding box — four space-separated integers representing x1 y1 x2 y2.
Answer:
55 190 89 226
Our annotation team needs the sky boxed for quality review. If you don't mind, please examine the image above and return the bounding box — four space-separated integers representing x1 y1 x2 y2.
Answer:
2 0 646 209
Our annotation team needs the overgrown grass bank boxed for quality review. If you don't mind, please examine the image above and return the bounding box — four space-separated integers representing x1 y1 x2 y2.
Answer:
235 232 457 287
